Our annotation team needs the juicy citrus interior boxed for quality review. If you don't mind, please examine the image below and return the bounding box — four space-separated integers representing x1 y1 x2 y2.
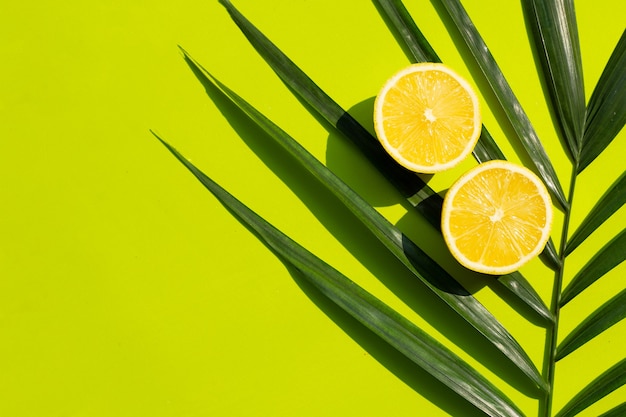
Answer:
374 63 481 173
441 160 553 275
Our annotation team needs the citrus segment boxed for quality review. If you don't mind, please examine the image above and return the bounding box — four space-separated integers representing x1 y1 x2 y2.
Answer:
374 63 481 173
441 160 553 275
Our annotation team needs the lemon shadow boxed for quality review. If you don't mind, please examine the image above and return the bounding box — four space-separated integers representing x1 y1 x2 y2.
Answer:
322 96 409 208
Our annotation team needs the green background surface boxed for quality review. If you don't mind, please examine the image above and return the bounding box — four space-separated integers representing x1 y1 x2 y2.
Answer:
1 1 624 416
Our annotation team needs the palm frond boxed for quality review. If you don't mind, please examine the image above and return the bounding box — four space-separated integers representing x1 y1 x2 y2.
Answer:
565 171 626 256
153 132 526 417
524 0 586 160
556 288 626 360
560 229 626 306
217 0 555 321
180 51 546 390
555 358 626 417
157 1 625 415
579 30 626 173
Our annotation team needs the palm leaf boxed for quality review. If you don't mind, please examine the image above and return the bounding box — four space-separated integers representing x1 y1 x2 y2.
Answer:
579 30 626 173
180 51 546 391
556 288 626 360
373 0 561 269
555 358 626 417
524 0 586 161
565 171 626 256
217 0 555 321
153 133 526 417
560 229 626 306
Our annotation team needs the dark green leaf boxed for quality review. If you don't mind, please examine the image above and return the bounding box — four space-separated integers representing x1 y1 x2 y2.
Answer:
566 171 626 256
182 51 546 391
561 229 626 306
524 0 586 161
556 288 626 360
153 132 526 417
599 402 626 417
555 358 626 417
579 30 626 173
439 0 569 211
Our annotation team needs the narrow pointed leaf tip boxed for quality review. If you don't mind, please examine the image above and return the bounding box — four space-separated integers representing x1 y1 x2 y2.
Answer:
216 0 552 322
599 402 626 417
566 171 626 256
152 132 525 417
556 288 626 360
555 358 626 417
180 51 545 391
561 229 626 306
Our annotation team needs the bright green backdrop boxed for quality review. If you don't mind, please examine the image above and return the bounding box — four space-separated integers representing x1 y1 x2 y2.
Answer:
1 1 624 416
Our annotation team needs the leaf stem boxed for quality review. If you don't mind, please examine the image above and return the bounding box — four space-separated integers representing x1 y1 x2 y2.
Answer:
541 165 577 416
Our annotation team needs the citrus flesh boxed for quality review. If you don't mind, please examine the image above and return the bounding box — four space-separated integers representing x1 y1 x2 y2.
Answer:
374 63 481 173
441 160 553 275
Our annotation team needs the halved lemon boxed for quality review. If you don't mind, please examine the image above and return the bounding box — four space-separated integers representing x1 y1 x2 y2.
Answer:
441 160 553 275
374 63 481 173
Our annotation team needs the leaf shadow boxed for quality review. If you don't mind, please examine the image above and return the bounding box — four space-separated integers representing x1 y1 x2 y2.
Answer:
183 55 542 400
